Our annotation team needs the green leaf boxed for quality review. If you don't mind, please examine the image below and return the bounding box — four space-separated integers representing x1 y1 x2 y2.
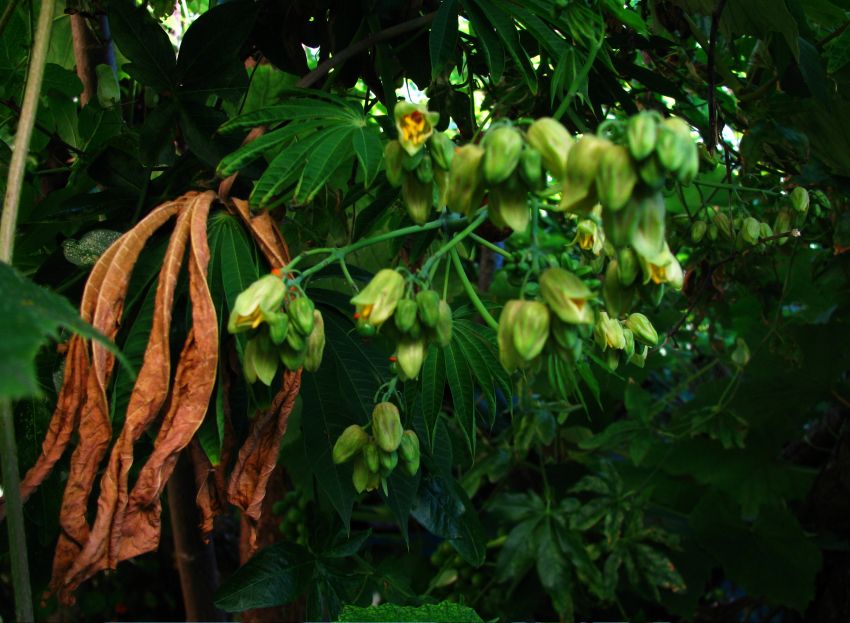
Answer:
352 126 385 189
419 344 445 451
536 520 574 619
294 126 356 202
469 0 537 94
690 492 821 610
108 0 176 90
430 0 460 77
214 542 314 611
322 529 372 559
382 467 421 544
412 472 486 566
217 215 261 312
496 517 541 581
251 132 327 208
461 0 506 83
0 262 131 400
174 0 257 99
216 119 327 176
442 339 476 458
219 100 360 134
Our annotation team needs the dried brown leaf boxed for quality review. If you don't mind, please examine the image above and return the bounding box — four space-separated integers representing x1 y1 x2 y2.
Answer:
63 200 195 584
51 199 186 602
109 191 218 567
230 198 291 268
226 369 301 553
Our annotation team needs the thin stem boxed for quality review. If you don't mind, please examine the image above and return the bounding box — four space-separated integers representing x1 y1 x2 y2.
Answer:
0 0 22 40
469 232 512 258
0 3 52 619
692 178 781 196
420 210 488 276
294 216 447 283
450 247 499 332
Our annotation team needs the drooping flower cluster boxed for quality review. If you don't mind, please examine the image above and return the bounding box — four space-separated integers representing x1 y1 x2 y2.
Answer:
228 273 325 384
351 269 452 380
332 402 420 493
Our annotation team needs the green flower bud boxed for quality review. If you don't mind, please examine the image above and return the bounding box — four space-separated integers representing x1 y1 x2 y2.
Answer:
380 449 399 474
731 337 750 367
416 289 441 328
623 327 635 359
712 210 733 239
372 402 404 452
625 313 658 346
483 126 523 184
773 207 793 244
575 219 604 255
759 222 773 240
285 325 306 352
352 456 370 493
435 300 453 346
244 332 278 385
363 441 380 473
617 247 639 287
741 216 761 245
656 117 692 173
551 320 582 362
629 191 667 260
303 310 325 372
498 300 525 372
602 199 640 248
280 340 306 370
268 312 290 345
394 298 419 333
629 344 648 368
603 260 635 317
627 111 659 160
518 145 546 191
511 301 550 361
490 177 530 233
539 267 594 324
396 338 426 379
638 154 666 190
594 311 626 351
811 189 830 211
415 153 435 184
429 131 455 170
558 135 610 213
288 296 315 336
351 269 405 328
708 223 719 241
228 274 286 334
447 144 485 215
691 220 708 243
596 144 638 211
639 243 684 290
434 168 450 210
676 141 699 186
526 117 573 182
402 171 433 225
395 102 439 156
399 430 420 463
790 187 809 213
333 424 370 464
385 140 405 187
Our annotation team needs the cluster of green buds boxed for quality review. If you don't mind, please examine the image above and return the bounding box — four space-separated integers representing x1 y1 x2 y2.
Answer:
332 402 421 493
446 117 570 233
384 102 448 225
593 311 658 370
498 267 594 372
351 269 452 380
227 272 325 384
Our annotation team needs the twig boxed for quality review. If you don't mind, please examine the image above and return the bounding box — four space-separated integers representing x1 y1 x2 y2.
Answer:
707 0 728 153
0 2 53 619
295 12 436 90
70 14 98 106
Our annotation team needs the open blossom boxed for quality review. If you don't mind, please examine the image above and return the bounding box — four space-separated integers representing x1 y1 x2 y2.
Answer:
539 267 594 325
227 274 286 333
639 243 684 290
394 102 439 156
350 268 405 328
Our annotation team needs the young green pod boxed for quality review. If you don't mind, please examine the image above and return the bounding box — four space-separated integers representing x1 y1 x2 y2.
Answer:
372 402 404 452
288 296 315 336
447 144 485 215
333 424 370 464
394 298 419 333
303 310 325 372
511 301 551 361
596 144 638 211
416 289 441 328
483 126 524 184
526 117 573 182
627 111 659 160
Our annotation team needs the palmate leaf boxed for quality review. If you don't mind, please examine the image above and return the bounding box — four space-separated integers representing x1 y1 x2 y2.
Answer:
468 0 537 93
250 132 328 207
461 0 506 83
294 126 357 202
216 119 327 176
352 125 384 188
419 344 445 451
108 0 176 90
442 339 476 457
430 0 460 78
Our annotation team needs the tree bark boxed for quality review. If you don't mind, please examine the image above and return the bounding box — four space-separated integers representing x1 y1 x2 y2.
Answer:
167 451 227 622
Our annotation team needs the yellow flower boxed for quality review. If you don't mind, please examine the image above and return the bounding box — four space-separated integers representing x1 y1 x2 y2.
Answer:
394 102 439 156
350 269 405 328
640 243 684 290
228 274 286 334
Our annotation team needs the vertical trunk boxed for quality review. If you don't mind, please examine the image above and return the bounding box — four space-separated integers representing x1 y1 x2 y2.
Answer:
70 14 99 107
167 451 227 622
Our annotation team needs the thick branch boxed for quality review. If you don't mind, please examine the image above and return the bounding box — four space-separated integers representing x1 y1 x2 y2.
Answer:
71 14 98 107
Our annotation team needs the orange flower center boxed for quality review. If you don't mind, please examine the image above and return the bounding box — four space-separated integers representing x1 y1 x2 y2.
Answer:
400 112 427 146
649 263 666 284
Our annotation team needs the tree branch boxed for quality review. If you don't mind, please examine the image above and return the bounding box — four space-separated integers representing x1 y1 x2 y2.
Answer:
707 0 728 153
